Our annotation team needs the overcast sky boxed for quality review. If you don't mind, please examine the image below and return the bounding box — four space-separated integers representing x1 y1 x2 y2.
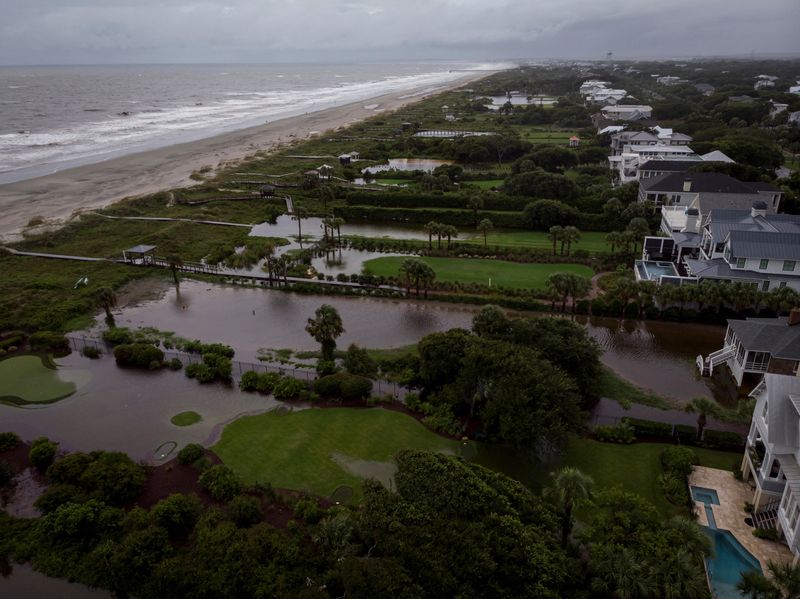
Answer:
2 0 799 65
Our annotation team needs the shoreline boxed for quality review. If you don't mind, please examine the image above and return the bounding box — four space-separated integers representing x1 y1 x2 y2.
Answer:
0 71 494 243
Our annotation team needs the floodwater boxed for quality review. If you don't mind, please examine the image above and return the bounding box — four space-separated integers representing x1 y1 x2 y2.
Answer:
106 280 478 359
361 158 453 174
311 248 410 275
249 214 430 242
0 563 111 599
0 350 281 461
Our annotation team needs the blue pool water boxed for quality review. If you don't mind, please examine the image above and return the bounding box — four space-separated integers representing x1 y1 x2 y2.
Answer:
705 505 718 529
635 260 679 281
691 486 721 505
705 528 762 599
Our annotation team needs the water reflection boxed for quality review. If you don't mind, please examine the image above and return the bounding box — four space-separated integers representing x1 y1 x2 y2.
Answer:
0 563 111 599
361 158 453 174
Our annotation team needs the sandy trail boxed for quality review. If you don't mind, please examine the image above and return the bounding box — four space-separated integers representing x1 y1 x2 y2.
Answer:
0 72 492 243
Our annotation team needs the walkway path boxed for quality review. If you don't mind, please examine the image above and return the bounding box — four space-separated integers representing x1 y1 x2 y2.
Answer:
90 212 252 228
3 247 110 262
591 397 749 435
588 271 612 299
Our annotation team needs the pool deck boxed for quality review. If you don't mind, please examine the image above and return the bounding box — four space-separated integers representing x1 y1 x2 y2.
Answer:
690 466 794 570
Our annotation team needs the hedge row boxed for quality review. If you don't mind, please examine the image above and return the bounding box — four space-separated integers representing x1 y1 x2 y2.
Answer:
344 190 529 212
334 205 524 228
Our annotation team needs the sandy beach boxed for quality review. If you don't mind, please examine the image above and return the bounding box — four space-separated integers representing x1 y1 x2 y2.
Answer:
0 72 491 243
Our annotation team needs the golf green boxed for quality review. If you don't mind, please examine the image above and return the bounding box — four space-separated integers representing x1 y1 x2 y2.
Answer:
0 355 78 405
214 407 459 500
363 256 593 290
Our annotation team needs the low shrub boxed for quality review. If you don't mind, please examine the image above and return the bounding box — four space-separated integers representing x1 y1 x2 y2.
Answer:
752 528 779 541
273 377 307 400
623 418 673 439
293 498 324 524
102 327 133 345
661 446 699 477
81 346 101 359
198 465 243 501
256 372 283 394
29 437 58 472
185 363 216 383
659 472 689 505
594 422 635 444
228 495 263 528
34 483 88 513
0 432 21 452
177 443 204 466
28 331 70 354
674 424 697 444
239 370 260 391
313 373 373 400
113 343 164 369
702 429 744 450
168 357 183 370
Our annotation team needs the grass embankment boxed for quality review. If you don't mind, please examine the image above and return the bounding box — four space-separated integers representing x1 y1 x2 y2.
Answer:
363 256 593 290
461 229 612 253
171 411 202 426
541 438 737 516
596 367 673 410
0 355 76 405
214 408 458 501
0 255 154 331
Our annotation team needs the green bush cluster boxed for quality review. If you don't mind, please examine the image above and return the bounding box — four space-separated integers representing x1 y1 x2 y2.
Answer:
185 352 232 383
272 377 308 400
198 465 243 501
28 331 70 354
113 343 164 369
594 422 635 444
344 190 529 212
182 341 235 358
227 495 263 528
659 446 698 505
334 205 523 229
0 431 21 452
622 418 673 439
752 527 779 541
177 443 204 466
239 371 283 394
313 372 373 400
29 437 58 472
81 346 101 359
702 429 744 450
102 327 134 345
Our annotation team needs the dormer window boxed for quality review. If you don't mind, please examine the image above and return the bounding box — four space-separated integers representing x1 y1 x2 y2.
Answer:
760 259 769 270
736 257 746 268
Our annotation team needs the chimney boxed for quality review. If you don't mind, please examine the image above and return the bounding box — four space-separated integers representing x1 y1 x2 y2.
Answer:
682 208 699 234
683 179 692 192
789 308 800 327
751 200 767 218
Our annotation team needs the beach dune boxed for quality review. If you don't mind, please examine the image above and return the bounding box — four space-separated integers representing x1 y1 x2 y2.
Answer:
0 73 489 243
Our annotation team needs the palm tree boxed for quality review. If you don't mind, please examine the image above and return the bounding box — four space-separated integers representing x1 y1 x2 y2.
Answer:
738 560 800 598
477 219 493 248
765 286 800 315
418 262 436 299
435 223 444 250
626 217 650 254
423 221 437 250
651 547 709 599
293 207 308 248
561 226 581 256
96 287 117 327
166 254 183 288
613 277 639 316
684 396 724 441
548 226 563 256
276 254 291 285
544 467 593 548
318 184 336 211
590 546 658 599
466 196 483 226
399 258 416 295
333 217 345 247
305 304 344 363
605 230 623 254
444 225 458 249
545 272 571 312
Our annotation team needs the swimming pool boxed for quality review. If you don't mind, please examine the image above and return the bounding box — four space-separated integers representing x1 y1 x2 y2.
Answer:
691 486 721 505
634 260 679 282
704 528 762 599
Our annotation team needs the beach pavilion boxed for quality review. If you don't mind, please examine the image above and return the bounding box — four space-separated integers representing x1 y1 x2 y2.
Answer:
122 244 157 265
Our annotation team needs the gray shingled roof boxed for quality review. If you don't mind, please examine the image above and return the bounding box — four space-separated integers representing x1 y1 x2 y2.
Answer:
641 172 758 194
728 318 800 360
639 160 694 173
728 230 800 260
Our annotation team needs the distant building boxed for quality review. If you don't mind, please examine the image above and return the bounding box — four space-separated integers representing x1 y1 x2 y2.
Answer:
729 95 755 103
569 136 580 148
790 82 800 95
657 76 687 86
694 83 716 96
600 104 653 121
641 172 783 213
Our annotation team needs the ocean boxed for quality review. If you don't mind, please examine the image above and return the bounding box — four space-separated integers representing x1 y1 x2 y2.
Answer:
0 62 503 184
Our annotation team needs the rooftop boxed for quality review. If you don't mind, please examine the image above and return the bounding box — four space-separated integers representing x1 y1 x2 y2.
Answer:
642 172 761 194
708 209 800 240
728 230 800 260
639 160 695 173
727 318 800 360
684 258 798 287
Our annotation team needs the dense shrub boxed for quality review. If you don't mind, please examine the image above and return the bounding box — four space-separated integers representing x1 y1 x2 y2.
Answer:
168 357 183 370
753 527 779 541
239 370 260 391
113 343 164 369
185 363 216 383
152 493 202 536
334 205 523 228
661 446 699 477
29 437 58 472
293 498 324 524
272 377 307 400
344 190 529 212
313 372 373 400
102 327 134 345
198 465 243 501
81 346 101 359
34 484 89 513
623 418 673 439
0 459 13 487
659 472 689 505
45 450 145 505
343 344 378 377
183 340 235 358
28 331 70 354
674 424 697 444
0 431 21 452
702 430 745 450
177 443 204 466
228 495 263 528
594 422 635 444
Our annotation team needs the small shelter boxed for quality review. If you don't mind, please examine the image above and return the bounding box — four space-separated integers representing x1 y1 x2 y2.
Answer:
400 121 413 131
122 244 157 265
259 184 276 197
338 154 352 166
317 164 334 181
569 136 581 148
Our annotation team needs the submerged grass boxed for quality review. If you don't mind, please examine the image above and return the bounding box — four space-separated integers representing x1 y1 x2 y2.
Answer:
596 367 673 410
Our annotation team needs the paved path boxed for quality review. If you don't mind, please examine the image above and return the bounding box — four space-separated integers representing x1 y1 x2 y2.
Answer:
591 397 749 435
90 212 251 228
588 271 612 299
3 247 110 262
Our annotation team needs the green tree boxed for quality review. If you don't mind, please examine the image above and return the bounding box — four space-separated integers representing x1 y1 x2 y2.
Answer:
544 467 593 548
423 221 438 250
166 254 183 288
319 184 336 211
738 560 800 598
96 287 117 326
684 396 724 441
293 206 308 248
343 343 377 377
626 217 651 253
477 218 493 248
466 196 484 226
29 437 58 472
305 304 345 362
152 493 202 537
472 305 510 338
561 225 581 256
548 225 563 256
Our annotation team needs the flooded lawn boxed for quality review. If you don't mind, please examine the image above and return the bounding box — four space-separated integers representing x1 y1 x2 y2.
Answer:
0 564 111 599
249 214 430 243
361 158 453 174
0 355 88 406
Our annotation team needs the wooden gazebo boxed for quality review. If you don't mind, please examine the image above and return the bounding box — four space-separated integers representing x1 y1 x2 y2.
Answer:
122 244 157 265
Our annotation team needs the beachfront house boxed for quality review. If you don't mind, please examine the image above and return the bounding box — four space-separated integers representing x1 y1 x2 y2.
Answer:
639 172 782 212
600 104 653 121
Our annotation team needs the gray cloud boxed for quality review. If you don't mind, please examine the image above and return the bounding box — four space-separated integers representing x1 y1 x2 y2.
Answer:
1 0 798 64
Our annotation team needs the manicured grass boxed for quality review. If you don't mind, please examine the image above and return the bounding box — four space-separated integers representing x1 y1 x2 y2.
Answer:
171 411 202 427
596 367 673 410
214 408 458 500
0 355 76 405
528 438 740 517
463 179 505 189
363 255 593 290
463 229 613 253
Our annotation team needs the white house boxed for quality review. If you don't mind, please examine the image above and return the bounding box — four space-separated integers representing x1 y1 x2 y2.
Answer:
601 105 653 121
790 82 800 96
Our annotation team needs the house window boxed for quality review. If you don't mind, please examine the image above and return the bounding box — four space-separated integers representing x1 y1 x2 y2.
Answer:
760 259 769 270
724 247 732 262
784 261 796 272
736 257 746 268
762 280 770 292
780 282 787 289
745 351 770 372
